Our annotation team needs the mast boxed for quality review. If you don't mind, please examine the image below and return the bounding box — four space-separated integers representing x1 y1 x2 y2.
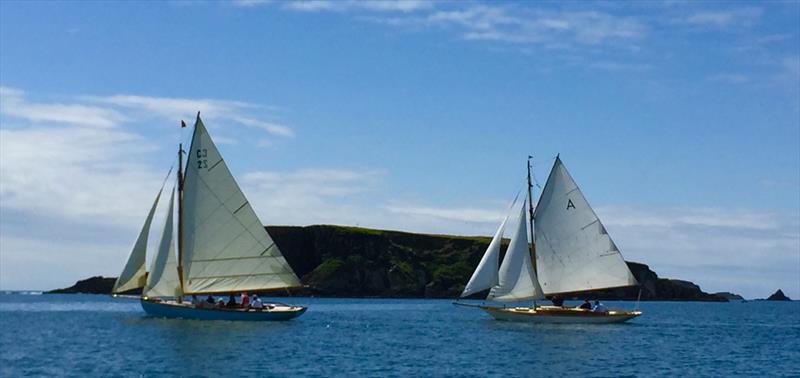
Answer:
177 124 185 296
527 156 536 273
527 156 537 307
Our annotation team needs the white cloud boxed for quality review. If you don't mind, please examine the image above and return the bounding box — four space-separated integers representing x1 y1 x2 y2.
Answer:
684 7 763 28
232 116 295 138
385 203 502 224
233 0 272 6
1 87 127 128
708 73 750 84
0 125 163 228
283 0 431 13
241 168 385 227
380 6 646 47
596 205 799 298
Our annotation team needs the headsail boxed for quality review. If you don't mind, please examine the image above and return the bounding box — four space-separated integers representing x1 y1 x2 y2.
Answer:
533 157 637 295
488 200 544 302
143 188 181 298
461 216 507 298
180 116 301 294
112 189 162 294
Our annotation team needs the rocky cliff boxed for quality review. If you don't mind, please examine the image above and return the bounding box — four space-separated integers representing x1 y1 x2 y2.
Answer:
48 276 117 294
49 225 733 301
267 225 730 301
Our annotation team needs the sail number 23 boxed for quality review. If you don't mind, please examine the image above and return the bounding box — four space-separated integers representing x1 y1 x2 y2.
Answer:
197 149 208 169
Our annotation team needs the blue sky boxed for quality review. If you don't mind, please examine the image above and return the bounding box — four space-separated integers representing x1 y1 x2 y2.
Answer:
1 0 798 299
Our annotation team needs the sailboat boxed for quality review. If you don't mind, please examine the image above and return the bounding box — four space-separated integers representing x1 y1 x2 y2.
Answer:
112 113 307 321
455 156 641 323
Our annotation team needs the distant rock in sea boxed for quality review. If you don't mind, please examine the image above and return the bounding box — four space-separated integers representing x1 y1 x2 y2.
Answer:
49 225 734 301
766 289 791 301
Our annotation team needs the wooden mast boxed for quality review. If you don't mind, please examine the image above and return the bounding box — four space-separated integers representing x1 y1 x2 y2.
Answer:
527 156 537 307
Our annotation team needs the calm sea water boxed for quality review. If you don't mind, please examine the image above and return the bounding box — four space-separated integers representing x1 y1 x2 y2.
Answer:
1 294 798 377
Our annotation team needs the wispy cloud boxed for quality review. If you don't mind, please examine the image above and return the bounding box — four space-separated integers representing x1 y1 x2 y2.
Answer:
385 203 502 224
241 168 385 226
684 7 763 28
232 116 295 138
383 6 646 47
597 205 799 298
708 73 750 84
0 86 127 128
0 87 297 228
233 0 272 7
282 0 432 13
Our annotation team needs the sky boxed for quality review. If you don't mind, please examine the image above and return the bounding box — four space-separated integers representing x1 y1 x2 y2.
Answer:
0 0 798 299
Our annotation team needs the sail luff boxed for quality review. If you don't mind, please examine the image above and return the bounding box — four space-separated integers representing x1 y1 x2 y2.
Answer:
112 189 162 294
533 156 638 295
143 188 182 298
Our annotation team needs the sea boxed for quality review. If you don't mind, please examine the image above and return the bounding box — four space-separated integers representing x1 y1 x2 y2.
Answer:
1 294 798 377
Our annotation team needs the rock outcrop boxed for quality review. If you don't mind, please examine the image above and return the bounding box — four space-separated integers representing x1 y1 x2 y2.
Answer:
766 289 791 301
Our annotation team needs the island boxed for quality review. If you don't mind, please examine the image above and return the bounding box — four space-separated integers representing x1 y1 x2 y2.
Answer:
766 289 791 301
49 224 738 301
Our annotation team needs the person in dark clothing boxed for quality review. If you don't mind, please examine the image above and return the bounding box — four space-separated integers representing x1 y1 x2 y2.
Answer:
578 299 592 310
550 295 565 307
205 295 215 306
226 294 239 308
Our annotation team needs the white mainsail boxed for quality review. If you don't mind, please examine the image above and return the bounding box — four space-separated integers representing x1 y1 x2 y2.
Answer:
460 216 507 298
533 157 637 295
180 116 301 294
488 201 544 302
143 188 181 298
112 189 162 294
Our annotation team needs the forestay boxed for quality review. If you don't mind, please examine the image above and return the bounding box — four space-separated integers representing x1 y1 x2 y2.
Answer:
181 117 301 294
144 188 181 298
488 201 544 302
112 189 162 294
533 157 637 295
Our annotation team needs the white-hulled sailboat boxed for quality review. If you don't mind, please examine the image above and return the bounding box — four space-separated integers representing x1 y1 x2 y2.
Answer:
455 156 641 323
112 114 306 321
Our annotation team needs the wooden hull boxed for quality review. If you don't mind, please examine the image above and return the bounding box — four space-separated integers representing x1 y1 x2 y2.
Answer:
140 299 306 321
481 305 641 324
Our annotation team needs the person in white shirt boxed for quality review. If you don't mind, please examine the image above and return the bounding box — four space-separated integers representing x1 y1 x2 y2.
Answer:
250 294 264 309
592 300 609 314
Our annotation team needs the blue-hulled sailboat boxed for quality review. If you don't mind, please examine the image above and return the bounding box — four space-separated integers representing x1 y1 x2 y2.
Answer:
112 113 306 321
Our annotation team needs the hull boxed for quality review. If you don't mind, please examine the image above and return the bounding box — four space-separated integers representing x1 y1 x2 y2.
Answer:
481 305 641 324
140 299 306 321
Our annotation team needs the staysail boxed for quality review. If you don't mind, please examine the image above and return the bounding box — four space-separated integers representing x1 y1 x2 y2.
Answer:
533 157 637 295
461 216 507 298
488 200 544 302
112 189 162 294
143 188 181 298
180 116 301 294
